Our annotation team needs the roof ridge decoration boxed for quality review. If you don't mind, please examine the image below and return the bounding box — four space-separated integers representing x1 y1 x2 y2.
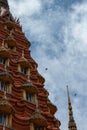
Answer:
0 40 7 51
66 85 77 130
0 65 14 83
20 50 27 62
0 40 10 58
29 89 48 126
21 74 38 93
0 91 15 113
5 32 17 46
18 50 28 65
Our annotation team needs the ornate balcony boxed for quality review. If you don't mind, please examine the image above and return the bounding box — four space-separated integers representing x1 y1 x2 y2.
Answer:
4 34 17 50
22 78 38 94
3 20 15 31
0 69 14 83
0 92 14 114
18 51 29 67
0 41 10 58
29 108 48 127
47 99 57 115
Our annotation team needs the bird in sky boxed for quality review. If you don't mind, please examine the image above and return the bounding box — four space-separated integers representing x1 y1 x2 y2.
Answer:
74 93 77 96
45 68 48 70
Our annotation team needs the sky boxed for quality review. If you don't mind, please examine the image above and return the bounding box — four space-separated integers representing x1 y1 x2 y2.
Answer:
8 0 87 130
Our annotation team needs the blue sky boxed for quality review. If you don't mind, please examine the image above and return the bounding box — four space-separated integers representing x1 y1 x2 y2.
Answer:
9 0 87 130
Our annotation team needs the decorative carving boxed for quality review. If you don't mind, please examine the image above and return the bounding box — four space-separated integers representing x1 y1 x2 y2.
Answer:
30 108 48 127
0 91 15 114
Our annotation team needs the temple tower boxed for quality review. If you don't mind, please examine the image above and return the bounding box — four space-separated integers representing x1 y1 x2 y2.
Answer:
67 86 77 130
0 0 60 130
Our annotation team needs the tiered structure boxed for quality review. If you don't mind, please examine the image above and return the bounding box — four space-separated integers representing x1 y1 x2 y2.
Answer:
0 0 61 130
67 86 77 130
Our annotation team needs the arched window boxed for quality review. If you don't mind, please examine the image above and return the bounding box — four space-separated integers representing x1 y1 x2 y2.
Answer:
0 41 10 66
18 51 30 75
4 35 17 51
4 20 15 32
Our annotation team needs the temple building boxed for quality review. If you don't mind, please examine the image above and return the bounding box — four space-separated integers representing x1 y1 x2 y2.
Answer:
0 0 61 130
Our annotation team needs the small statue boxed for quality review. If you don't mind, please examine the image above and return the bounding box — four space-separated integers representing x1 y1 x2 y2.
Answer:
0 6 7 16
17 18 20 24
0 0 9 17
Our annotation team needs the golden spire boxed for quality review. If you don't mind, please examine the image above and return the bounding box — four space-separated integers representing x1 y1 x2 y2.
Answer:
66 85 77 130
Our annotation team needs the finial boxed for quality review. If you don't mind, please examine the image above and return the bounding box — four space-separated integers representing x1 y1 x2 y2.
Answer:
27 74 31 82
27 74 30 80
2 40 5 47
66 85 77 130
4 65 7 71
66 85 70 103
22 50 24 58
3 91 7 100
9 29 13 36
0 40 5 49
66 85 69 96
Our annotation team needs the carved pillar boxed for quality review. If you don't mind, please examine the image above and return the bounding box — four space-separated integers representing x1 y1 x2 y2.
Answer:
23 90 26 100
27 68 30 75
18 64 21 72
30 123 34 130
8 114 12 128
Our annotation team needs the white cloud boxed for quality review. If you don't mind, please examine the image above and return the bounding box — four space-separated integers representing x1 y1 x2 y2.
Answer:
9 0 41 16
8 0 87 130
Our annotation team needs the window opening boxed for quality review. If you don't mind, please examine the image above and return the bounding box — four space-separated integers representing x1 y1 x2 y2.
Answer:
8 45 14 50
21 67 27 74
0 113 7 126
34 125 44 130
0 57 6 64
0 81 6 91
26 93 32 102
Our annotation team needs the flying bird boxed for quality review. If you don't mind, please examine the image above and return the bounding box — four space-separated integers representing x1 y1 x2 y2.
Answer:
45 68 48 70
74 93 77 96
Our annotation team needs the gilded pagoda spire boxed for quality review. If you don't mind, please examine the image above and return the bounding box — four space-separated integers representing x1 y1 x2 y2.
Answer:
66 85 77 130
